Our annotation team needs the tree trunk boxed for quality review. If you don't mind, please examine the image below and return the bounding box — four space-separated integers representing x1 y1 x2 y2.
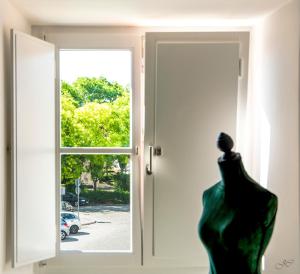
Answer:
93 180 97 191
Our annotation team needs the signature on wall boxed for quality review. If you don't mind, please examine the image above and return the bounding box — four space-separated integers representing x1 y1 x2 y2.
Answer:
275 259 295 270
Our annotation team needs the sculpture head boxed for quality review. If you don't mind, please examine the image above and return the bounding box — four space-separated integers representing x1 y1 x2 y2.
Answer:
217 132 234 153
217 132 238 161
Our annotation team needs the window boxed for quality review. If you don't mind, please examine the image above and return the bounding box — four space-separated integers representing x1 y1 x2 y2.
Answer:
12 30 142 267
59 50 133 252
13 29 250 271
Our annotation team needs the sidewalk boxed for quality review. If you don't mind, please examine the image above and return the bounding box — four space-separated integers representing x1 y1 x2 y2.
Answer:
77 211 97 225
76 204 130 226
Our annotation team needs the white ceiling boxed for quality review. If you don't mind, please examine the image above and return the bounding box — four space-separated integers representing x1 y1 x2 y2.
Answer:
10 0 290 26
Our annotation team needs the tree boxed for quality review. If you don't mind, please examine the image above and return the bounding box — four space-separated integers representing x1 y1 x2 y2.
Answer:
84 155 130 192
60 93 77 147
62 77 127 106
61 81 83 107
61 78 130 147
61 155 85 191
83 155 105 191
60 76 130 192
113 155 130 191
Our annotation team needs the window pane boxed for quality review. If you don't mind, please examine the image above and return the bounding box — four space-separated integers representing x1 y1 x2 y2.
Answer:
60 50 131 147
60 154 131 251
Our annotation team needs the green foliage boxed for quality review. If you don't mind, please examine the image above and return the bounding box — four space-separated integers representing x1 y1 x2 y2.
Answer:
61 155 84 185
61 81 82 107
61 77 130 147
60 94 77 147
83 155 106 191
113 173 130 192
62 77 126 106
82 189 130 204
60 76 131 203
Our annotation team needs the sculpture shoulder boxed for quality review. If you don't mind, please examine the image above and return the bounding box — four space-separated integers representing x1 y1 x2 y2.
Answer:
249 182 278 207
249 183 278 227
261 191 278 227
202 181 222 204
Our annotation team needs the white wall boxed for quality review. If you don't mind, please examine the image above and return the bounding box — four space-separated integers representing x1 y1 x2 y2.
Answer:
0 1 33 274
247 1 300 273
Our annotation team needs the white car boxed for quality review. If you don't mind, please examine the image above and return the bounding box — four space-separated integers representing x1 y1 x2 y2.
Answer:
60 217 70 240
61 211 82 234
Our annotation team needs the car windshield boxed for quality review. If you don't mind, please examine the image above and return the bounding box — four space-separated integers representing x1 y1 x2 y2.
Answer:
62 213 76 219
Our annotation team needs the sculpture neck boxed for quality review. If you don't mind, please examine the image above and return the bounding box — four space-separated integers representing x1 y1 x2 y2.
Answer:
218 153 248 188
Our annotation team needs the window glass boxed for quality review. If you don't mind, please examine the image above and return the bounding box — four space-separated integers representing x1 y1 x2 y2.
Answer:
60 51 131 148
60 154 131 251
59 50 132 252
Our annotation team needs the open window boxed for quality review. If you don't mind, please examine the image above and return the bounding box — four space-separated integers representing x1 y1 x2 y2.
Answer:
59 49 133 252
11 30 142 267
12 28 248 272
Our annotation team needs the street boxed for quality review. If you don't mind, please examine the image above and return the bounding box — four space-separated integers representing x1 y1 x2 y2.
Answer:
61 204 131 251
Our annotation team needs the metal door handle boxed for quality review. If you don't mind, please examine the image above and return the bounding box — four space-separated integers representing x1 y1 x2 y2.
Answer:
146 146 153 175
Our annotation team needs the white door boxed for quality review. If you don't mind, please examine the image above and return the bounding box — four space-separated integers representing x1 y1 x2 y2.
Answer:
144 32 240 267
11 30 56 267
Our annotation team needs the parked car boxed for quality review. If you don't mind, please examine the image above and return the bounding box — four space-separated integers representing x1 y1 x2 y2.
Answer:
62 192 89 206
61 211 82 234
61 201 74 211
60 217 70 240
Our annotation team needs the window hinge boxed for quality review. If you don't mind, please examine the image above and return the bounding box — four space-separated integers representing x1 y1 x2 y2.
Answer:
141 36 145 73
141 35 145 59
239 58 242 77
135 146 139 155
39 261 47 267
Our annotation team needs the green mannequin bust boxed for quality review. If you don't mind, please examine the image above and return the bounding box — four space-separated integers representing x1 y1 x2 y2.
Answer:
198 132 278 274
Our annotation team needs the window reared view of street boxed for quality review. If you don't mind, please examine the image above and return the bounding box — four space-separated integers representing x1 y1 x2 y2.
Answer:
59 50 132 252
60 155 131 251
61 205 130 251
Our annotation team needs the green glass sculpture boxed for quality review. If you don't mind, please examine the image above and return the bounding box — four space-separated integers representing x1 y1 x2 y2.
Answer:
198 132 278 274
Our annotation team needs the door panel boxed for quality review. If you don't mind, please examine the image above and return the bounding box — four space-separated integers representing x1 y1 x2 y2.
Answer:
11 30 56 267
144 33 239 266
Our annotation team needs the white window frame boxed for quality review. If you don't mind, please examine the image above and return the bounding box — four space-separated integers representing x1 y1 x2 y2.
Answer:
48 30 142 267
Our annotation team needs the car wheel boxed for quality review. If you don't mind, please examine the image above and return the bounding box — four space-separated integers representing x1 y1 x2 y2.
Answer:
70 225 79 234
61 231 67 240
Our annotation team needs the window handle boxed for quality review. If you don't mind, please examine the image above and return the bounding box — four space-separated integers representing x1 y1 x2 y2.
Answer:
154 146 162 156
146 146 153 175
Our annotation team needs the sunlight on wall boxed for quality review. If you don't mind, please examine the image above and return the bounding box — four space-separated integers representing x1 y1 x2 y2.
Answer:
259 106 271 189
248 25 271 189
262 256 265 271
244 23 263 180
